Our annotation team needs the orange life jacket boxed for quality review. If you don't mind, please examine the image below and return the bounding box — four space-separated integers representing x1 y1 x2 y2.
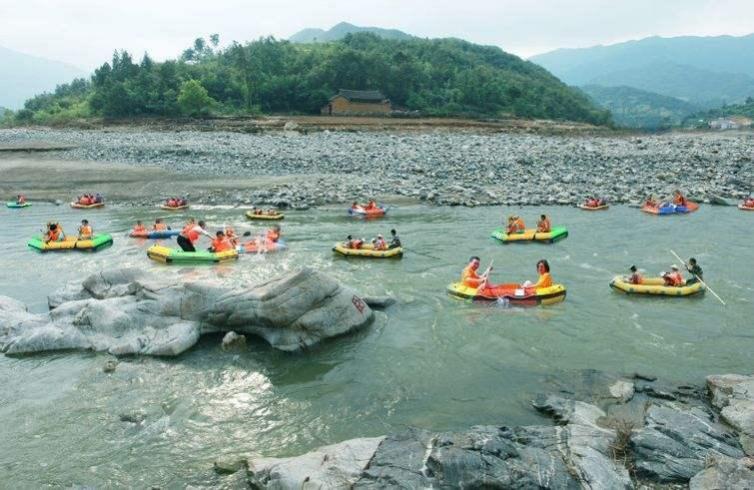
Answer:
182 224 200 242
154 223 168 231
133 225 147 233
212 237 232 252
537 219 551 232
79 225 93 238
46 229 61 242
462 265 482 288
534 272 553 289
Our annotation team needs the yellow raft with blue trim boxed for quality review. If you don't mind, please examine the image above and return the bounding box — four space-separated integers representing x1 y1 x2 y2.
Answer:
447 282 566 306
333 243 402 258
609 277 704 297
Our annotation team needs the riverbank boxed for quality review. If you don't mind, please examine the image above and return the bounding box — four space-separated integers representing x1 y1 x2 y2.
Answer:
1 127 752 208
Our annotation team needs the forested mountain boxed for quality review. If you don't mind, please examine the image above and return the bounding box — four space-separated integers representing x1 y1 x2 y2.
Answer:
685 97 754 125
289 22 413 43
531 33 754 107
0 45 85 109
13 33 610 125
580 85 698 129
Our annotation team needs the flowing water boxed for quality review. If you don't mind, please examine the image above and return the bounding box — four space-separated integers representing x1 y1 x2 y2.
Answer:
1 203 752 486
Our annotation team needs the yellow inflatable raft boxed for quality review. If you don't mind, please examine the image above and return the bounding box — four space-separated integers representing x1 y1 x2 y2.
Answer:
447 282 566 306
332 243 403 258
245 210 284 220
609 277 704 297
491 226 568 244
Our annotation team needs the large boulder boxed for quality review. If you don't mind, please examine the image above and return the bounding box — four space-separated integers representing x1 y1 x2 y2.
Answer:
0 267 374 356
689 455 754 489
707 374 754 455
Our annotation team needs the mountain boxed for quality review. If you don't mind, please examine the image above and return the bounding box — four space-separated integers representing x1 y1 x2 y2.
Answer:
0 45 86 110
289 22 413 43
530 34 754 107
580 85 699 129
13 34 610 126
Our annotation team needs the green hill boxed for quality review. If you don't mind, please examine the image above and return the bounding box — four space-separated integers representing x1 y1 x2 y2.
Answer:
580 85 699 129
14 33 610 125
685 98 754 126
531 33 754 107
289 22 413 43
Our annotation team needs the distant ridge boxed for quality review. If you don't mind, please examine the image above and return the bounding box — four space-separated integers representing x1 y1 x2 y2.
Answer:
289 22 413 43
0 45 85 109
531 33 754 107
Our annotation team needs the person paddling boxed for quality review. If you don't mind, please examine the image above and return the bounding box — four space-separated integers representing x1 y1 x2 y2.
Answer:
389 229 401 249
684 257 703 285
177 219 212 252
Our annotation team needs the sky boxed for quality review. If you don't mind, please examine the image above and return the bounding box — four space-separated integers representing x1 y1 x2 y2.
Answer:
1 0 753 71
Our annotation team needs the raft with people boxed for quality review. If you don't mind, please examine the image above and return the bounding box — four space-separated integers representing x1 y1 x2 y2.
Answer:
739 197 754 211
609 277 705 297
641 191 699 215
578 197 609 211
239 239 287 254
28 234 113 252
333 243 403 258
492 227 568 244
348 200 387 218
245 209 284 220
160 197 189 211
146 245 239 264
6 201 31 209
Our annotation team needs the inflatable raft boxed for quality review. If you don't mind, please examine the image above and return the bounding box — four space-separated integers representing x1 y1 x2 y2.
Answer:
6 202 31 208
348 206 387 218
447 282 566 306
578 204 609 211
239 239 287 254
245 211 284 220
738 204 754 211
28 234 113 253
70 202 105 209
129 229 180 239
609 277 704 297
147 245 239 264
641 202 699 215
160 204 188 211
491 227 568 244
333 243 403 258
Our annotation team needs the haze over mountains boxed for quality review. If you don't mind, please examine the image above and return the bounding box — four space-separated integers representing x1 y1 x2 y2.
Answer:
289 22 413 43
0 45 85 110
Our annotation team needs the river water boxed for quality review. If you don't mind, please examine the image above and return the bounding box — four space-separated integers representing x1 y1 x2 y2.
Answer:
0 203 751 486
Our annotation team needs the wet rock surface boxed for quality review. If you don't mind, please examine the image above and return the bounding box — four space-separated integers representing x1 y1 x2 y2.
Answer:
0 267 374 356
241 373 754 489
1 128 752 208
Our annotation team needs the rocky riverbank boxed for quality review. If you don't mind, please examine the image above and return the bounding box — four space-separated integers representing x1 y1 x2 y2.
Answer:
1 127 752 208
224 371 754 489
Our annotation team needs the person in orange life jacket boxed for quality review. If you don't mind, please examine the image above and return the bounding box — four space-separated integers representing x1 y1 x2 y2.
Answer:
132 220 147 234
522 260 553 289
627 265 643 285
78 219 93 239
345 235 364 249
210 231 233 253
537 214 551 233
461 256 487 289
506 215 525 234
662 265 684 287
44 222 65 243
672 190 688 207
153 218 169 231
177 219 212 252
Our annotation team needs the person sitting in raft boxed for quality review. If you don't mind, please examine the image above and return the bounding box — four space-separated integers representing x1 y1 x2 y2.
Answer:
644 195 658 208
461 256 485 288
266 225 281 243
365 200 377 211
743 196 754 208
537 214 551 233
132 220 147 234
78 219 93 240
627 265 643 285
684 257 703 285
523 259 553 289
373 234 388 250
662 265 684 287
210 231 233 253
672 190 688 207
345 235 364 249
177 219 212 252
16 194 27 205
224 226 238 246
44 223 65 243
506 215 525 234
584 196 598 207
153 218 169 231
351 201 364 213
389 229 401 249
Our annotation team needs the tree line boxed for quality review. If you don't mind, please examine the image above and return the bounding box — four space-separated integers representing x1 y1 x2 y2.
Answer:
12 33 611 125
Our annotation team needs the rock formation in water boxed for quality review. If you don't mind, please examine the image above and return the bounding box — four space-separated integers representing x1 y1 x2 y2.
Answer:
0 267 375 356
242 373 754 489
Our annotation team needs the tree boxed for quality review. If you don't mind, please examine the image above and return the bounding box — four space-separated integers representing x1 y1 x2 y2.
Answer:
177 79 215 116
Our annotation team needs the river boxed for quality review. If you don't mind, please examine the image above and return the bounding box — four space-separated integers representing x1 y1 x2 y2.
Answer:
0 203 751 486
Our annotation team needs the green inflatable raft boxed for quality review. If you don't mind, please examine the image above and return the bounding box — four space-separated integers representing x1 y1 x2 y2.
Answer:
28 234 114 252
6 202 31 208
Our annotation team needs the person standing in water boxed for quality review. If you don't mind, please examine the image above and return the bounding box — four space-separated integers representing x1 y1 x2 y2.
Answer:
177 219 212 252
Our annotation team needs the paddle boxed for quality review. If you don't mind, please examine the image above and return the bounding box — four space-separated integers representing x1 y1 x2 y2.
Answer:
669 249 726 306
477 259 494 293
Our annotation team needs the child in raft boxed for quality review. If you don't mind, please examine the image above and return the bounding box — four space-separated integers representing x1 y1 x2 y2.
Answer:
44 223 65 243
536 214 551 233
78 219 93 239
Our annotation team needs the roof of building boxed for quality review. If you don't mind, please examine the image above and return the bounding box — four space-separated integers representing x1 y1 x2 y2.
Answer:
332 89 388 102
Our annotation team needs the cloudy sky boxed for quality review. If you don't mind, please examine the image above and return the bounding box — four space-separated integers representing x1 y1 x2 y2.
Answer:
1 0 753 70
